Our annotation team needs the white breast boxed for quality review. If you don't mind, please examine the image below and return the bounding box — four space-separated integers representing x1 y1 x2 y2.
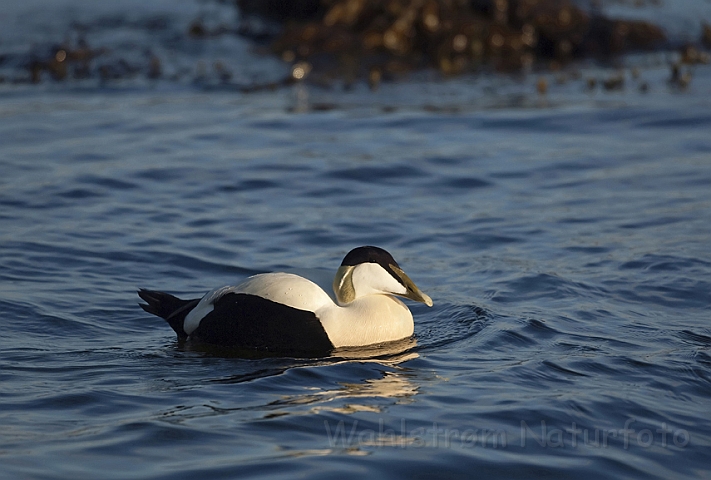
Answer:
316 295 414 348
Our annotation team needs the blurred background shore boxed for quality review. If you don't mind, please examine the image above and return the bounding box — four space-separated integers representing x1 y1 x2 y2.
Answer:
1 0 710 104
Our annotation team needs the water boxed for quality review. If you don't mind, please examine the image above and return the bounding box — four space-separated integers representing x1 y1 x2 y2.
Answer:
2 2 711 479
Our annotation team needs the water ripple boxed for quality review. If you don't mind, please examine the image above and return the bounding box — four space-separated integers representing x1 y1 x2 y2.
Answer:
2 76 711 479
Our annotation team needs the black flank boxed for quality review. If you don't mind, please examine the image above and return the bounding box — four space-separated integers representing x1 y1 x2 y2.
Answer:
191 292 334 356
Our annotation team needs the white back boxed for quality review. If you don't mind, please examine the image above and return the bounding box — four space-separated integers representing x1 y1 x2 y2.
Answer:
235 272 334 311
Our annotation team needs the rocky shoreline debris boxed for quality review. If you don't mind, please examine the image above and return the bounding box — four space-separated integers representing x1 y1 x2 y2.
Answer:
238 0 667 81
1 0 708 95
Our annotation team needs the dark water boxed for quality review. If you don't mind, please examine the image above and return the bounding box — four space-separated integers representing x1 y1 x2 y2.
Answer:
2 2 711 479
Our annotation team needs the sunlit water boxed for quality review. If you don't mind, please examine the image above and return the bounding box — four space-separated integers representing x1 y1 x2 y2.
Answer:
1 1 711 479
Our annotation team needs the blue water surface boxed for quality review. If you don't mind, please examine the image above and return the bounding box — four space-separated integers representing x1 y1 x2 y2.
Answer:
1 1 711 479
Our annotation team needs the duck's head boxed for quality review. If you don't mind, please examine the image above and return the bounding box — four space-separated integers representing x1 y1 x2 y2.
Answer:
332 246 433 307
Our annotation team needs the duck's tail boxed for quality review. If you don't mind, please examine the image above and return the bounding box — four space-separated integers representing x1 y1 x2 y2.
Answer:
137 289 200 340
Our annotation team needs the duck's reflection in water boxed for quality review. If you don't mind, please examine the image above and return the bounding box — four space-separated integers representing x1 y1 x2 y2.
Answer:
169 337 420 413
160 338 423 456
264 337 420 416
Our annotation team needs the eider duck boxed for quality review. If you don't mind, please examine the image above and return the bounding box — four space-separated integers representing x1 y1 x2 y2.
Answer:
138 246 433 355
